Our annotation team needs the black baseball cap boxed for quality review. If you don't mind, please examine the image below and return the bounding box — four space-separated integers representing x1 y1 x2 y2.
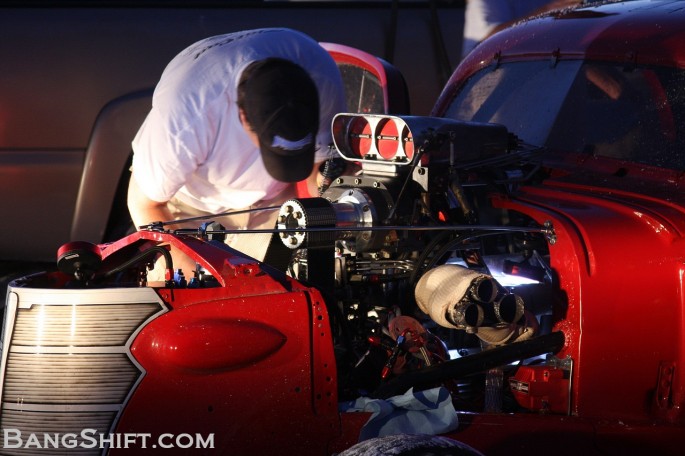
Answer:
238 58 320 183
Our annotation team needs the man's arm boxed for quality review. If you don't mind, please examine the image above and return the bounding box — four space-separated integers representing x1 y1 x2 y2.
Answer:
127 173 175 229
127 173 200 278
305 160 324 197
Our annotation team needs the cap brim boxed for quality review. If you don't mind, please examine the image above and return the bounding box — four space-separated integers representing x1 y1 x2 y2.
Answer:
260 142 315 183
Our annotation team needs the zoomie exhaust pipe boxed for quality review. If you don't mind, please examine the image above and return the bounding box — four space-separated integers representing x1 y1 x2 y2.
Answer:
415 264 498 332
415 264 525 332
492 293 525 324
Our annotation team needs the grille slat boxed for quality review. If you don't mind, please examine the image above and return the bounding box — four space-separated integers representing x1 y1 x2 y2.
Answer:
11 304 160 347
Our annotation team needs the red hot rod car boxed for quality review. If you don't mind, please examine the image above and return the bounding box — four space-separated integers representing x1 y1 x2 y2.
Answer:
1 0 685 455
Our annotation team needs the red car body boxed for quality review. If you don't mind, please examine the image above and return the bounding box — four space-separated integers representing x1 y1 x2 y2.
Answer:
431 1 685 452
2 1 685 455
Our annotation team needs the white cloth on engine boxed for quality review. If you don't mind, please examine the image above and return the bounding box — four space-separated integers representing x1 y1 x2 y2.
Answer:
132 28 345 214
339 387 459 442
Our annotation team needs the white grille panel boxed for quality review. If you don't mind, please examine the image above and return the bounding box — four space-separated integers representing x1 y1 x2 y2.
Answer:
0 285 167 456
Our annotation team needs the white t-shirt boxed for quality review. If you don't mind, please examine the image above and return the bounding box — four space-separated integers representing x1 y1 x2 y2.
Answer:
132 28 346 213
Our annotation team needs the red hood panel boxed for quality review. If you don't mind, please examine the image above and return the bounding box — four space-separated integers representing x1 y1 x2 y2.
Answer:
523 180 685 242
502 181 685 422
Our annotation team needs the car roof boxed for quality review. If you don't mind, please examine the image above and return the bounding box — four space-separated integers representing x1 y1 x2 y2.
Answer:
435 0 685 113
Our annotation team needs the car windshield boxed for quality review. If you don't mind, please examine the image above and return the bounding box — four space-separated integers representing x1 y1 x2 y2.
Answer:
444 60 685 171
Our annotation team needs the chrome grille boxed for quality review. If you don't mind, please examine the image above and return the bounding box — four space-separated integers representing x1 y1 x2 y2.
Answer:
0 285 166 455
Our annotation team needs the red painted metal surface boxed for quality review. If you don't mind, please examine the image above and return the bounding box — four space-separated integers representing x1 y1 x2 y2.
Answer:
492 181 685 423
320 42 410 115
445 411 685 456
97 203 685 454
434 0 685 116
514 184 685 422
105 233 340 455
428 4 685 437
510 365 569 414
